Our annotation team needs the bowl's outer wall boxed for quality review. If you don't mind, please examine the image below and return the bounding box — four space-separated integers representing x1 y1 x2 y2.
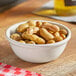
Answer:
10 43 67 63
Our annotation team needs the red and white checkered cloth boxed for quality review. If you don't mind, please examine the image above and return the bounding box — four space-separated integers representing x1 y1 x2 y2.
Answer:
0 62 42 76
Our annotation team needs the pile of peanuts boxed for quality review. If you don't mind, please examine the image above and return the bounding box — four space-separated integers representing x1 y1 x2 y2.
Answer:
10 20 68 44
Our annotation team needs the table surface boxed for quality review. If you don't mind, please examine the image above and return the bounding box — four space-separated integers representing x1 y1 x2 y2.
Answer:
0 0 76 76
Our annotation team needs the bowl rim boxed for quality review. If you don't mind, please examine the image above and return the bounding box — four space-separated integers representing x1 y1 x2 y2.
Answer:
6 20 71 47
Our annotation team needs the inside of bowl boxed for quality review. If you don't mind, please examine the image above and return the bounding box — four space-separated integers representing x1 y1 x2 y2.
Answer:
7 20 70 40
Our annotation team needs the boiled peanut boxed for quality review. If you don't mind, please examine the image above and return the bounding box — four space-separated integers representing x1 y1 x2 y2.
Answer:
60 34 66 39
25 40 35 44
30 34 45 44
55 36 63 42
22 32 30 40
42 23 60 32
26 27 34 34
26 27 39 34
60 29 68 35
25 40 30 43
22 32 45 44
36 21 42 27
10 33 22 41
47 40 55 44
53 32 60 37
17 23 29 33
27 41 35 44
19 40 25 43
33 27 39 33
28 20 36 27
40 28 54 40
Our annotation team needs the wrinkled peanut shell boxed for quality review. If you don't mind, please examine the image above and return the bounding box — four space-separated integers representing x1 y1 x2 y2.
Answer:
60 34 66 39
36 21 42 27
55 36 63 42
42 22 60 32
17 23 29 33
22 32 45 44
19 40 25 43
10 33 22 41
47 40 55 44
40 28 54 40
27 41 35 44
28 20 36 27
60 29 68 35
53 32 60 37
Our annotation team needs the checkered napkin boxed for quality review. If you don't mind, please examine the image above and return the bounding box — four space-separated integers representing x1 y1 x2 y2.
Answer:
0 62 42 76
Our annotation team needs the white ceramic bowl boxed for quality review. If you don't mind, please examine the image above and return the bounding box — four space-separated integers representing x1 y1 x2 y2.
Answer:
6 20 71 63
